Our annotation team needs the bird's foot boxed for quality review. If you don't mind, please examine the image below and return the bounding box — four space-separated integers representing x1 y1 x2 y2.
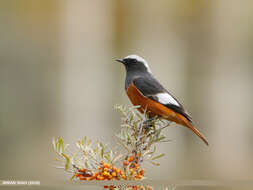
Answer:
142 118 154 129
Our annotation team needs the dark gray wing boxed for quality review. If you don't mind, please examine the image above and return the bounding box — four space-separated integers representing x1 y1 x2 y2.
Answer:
133 77 192 122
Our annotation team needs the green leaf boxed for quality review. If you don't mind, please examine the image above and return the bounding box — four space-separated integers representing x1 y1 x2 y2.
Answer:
52 138 56 150
101 146 104 158
151 161 160 166
104 155 110 162
84 160 89 169
58 137 64 154
61 153 70 170
146 145 156 155
87 139 91 146
110 150 113 160
151 153 165 160
153 136 166 143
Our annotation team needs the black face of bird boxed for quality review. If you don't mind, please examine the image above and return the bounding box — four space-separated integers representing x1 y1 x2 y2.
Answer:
116 55 151 74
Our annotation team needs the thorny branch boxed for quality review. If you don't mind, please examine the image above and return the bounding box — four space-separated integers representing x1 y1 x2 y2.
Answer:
52 105 173 190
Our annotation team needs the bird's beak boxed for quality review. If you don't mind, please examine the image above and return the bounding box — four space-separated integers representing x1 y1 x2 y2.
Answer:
116 59 124 64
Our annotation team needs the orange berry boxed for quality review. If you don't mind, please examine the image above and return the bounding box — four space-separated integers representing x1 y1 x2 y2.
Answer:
121 174 126 179
139 169 144 175
136 175 142 179
123 160 129 166
79 176 86 180
108 175 112 180
90 176 96 180
103 163 110 168
128 156 134 162
93 172 99 177
115 168 121 174
111 172 116 177
96 175 101 180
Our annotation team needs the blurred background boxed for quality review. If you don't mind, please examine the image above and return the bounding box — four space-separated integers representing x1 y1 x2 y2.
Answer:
0 0 253 189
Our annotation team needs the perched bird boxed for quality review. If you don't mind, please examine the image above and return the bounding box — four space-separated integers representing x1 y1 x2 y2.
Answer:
116 55 208 146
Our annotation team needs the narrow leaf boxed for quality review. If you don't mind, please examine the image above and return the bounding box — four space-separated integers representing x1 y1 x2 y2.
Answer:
61 153 70 170
151 153 165 160
151 161 160 166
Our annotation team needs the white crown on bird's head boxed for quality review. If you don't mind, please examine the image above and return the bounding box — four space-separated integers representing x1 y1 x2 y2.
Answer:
124 54 152 73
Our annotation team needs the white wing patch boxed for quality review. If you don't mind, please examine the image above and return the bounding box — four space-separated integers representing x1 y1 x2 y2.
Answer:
156 93 180 106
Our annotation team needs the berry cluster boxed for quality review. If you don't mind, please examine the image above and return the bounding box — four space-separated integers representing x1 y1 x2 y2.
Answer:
123 155 145 180
74 156 145 181
75 161 125 181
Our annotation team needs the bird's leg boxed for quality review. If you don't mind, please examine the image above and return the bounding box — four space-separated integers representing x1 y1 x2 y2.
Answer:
142 116 156 129
135 116 153 151
143 118 152 125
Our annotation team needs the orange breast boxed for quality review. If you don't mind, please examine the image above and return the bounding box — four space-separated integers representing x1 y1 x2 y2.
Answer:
126 82 180 123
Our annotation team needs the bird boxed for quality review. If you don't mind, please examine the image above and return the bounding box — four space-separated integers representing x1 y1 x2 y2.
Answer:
116 54 209 146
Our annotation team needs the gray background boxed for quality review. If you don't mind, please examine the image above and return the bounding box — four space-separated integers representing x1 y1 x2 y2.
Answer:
0 0 253 189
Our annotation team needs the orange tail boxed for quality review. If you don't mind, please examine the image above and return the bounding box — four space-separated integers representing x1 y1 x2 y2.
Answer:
177 114 209 146
185 121 209 146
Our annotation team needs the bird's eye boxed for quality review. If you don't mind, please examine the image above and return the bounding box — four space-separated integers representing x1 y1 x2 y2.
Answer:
132 59 137 63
